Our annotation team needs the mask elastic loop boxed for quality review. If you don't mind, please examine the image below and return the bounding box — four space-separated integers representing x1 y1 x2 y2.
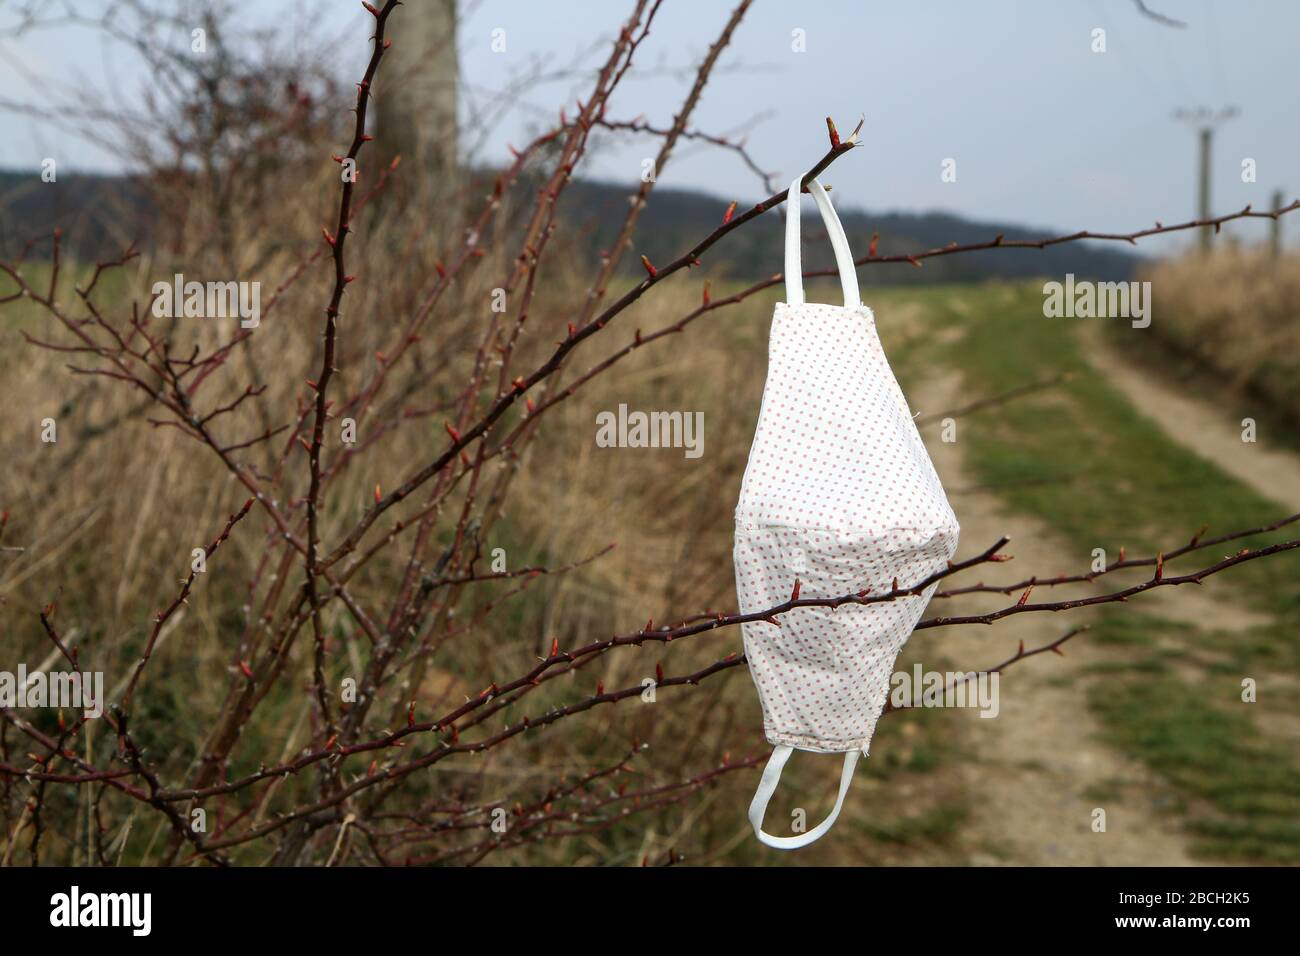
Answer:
783 176 862 309
784 176 806 306
747 744 861 850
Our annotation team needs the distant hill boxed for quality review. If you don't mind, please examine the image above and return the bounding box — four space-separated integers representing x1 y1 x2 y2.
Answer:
564 179 1141 285
0 169 1139 282
0 170 152 264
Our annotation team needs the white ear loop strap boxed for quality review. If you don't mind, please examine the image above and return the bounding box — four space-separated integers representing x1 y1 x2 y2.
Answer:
783 175 862 309
748 744 861 850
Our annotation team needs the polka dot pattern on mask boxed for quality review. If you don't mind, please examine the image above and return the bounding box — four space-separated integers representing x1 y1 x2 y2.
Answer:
734 301 960 753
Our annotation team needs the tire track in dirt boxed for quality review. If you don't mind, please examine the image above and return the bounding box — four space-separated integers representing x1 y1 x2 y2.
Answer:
1090 328 1300 512
911 369 1196 866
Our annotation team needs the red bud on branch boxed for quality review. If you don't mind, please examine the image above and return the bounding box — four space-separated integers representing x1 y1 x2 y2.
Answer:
826 116 840 148
640 255 657 278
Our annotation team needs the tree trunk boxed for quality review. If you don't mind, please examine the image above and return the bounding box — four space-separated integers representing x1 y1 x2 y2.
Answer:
375 0 459 209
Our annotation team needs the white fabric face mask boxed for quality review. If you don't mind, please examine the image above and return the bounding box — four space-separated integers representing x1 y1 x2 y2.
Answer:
733 176 960 850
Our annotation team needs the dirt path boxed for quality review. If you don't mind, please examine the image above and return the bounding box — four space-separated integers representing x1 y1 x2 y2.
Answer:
1090 329 1300 511
913 370 1197 866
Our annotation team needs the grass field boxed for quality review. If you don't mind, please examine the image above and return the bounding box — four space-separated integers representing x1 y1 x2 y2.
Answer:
4 257 1297 864
873 280 1300 862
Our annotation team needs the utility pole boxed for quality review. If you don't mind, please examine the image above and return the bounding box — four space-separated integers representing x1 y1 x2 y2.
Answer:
1174 107 1238 253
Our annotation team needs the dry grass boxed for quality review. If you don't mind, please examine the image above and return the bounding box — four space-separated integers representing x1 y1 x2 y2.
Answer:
1141 247 1300 423
2 218 970 864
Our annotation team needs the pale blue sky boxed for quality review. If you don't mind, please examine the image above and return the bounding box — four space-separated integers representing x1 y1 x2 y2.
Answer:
2 0 1296 253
